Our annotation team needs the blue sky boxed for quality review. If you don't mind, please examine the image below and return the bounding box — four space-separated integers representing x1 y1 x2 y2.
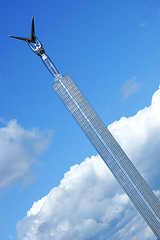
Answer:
1 0 160 239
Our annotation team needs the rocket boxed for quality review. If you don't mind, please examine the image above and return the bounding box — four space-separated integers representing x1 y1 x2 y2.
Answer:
8 17 160 239
8 16 61 79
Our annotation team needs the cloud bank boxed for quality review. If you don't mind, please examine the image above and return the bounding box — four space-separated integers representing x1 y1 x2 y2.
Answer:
109 86 160 188
17 87 160 240
0 119 52 189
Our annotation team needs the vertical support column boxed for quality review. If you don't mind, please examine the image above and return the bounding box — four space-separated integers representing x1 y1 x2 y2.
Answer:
52 74 160 239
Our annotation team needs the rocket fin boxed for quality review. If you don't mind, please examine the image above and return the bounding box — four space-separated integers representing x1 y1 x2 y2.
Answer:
7 16 36 43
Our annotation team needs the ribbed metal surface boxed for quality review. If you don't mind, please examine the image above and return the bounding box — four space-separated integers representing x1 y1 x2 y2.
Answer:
52 74 160 238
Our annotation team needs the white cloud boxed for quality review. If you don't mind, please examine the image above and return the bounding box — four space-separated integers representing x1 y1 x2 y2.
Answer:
140 22 147 28
121 76 141 98
17 156 133 240
0 119 52 189
17 87 160 240
109 86 160 187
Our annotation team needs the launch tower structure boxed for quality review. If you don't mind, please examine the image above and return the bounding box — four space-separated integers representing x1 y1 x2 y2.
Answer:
9 18 160 239
52 73 160 239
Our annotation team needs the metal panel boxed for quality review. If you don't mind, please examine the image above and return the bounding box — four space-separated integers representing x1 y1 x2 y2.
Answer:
52 74 160 238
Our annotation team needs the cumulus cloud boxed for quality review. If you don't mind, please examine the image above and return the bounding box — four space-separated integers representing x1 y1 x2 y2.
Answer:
109 86 160 187
17 156 134 240
121 76 141 98
0 119 52 189
17 87 160 240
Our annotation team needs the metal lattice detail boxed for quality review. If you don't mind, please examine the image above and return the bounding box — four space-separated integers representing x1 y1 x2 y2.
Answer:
52 74 160 239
